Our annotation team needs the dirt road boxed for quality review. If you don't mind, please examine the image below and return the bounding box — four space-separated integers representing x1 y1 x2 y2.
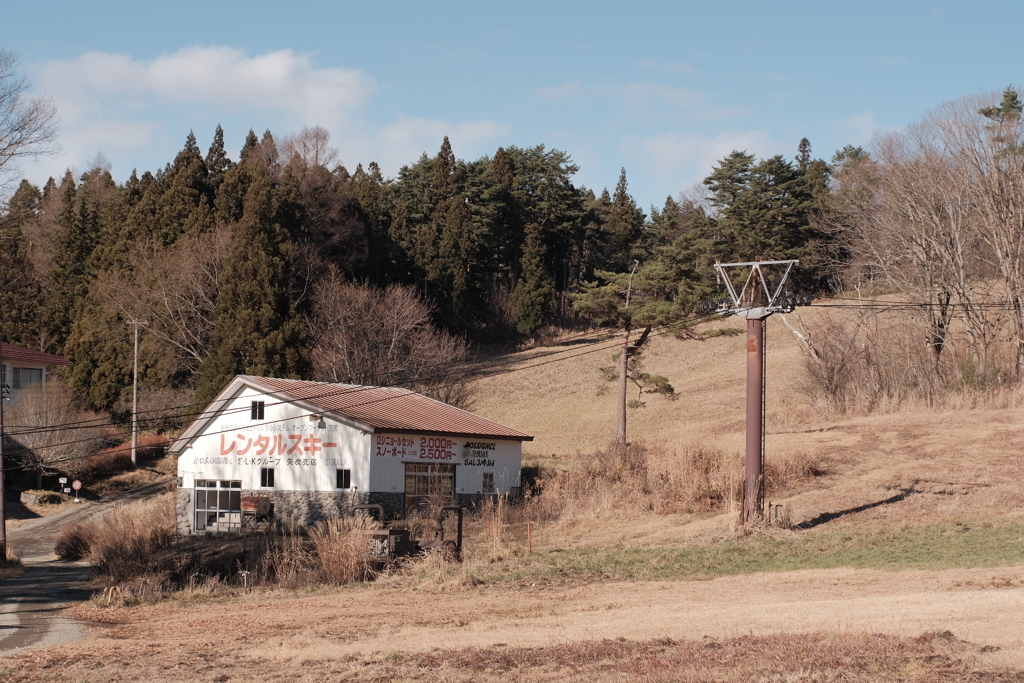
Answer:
0 563 1021 680
0 481 171 657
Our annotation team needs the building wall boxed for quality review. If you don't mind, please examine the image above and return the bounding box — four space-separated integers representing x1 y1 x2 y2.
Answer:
176 384 372 493
0 360 50 405
175 384 524 535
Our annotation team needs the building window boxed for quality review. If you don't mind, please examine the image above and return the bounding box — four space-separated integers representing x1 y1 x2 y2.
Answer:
482 472 495 494
193 479 242 533
404 463 455 513
12 367 42 389
251 400 265 420
260 468 275 488
336 468 351 489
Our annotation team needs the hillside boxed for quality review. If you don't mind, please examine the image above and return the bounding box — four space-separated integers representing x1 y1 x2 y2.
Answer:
472 306 1024 535
473 310 822 459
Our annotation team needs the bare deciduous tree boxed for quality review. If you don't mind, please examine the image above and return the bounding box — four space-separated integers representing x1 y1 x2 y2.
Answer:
824 95 1014 381
308 273 472 408
6 383 107 487
279 125 339 170
0 49 59 190
95 227 232 380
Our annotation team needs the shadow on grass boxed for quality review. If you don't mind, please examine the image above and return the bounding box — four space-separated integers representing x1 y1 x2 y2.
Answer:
795 487 915 530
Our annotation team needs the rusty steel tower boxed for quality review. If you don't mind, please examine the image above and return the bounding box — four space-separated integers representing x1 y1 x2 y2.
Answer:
713 260 799 524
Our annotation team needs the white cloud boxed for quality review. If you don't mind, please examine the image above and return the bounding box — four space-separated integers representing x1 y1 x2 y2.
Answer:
37 47 376 126
835 112 878 143
633 129 778 176
21 47 513 186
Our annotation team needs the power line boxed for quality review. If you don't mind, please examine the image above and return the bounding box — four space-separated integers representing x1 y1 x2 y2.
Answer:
0 312 719 470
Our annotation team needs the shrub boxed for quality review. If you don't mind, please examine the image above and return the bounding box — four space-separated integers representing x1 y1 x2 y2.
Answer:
59 494 177 581
54 522 96 560
81 447 133 480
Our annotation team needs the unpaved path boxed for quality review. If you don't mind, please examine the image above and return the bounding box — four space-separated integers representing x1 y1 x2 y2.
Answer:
28 563 1021 678
0 480 171 657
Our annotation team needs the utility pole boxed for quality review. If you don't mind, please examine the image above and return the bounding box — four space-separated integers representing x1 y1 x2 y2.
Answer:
713 260 799 524
126 320 148 467
0 338 6 560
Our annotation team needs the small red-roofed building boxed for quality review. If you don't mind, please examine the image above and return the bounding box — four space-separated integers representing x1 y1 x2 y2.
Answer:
170 375 533 534
0 343 71 405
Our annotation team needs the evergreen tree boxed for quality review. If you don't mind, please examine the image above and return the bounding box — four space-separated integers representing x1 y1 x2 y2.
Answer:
796 137 812 172
511 222 556 334
351 161 395 284
45 171 96 346
0 180 45 347
205 124 233 190
195 160 309 403
603 168 646 271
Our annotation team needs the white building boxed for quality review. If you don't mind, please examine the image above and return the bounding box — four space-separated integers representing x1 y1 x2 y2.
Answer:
0 343 70 405
171 375 532 534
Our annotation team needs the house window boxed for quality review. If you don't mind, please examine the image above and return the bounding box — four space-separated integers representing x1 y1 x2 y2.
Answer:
482 472 495 494
12 367 42 389
336 468 351 489
251 400 265 420
193 479 242 533
260 468 275 488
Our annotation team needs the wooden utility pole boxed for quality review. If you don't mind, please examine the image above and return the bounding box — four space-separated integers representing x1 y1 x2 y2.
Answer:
713 260 798 524
0 339 6 560
127 320 148 467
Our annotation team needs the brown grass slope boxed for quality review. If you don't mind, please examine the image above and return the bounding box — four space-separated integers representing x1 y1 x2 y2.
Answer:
473 308 1024 535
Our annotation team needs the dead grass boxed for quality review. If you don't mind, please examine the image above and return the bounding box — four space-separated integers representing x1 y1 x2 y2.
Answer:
256 517 376 588
86 453 176 499
3 626 1017 682
523 442 825 525
54 493 177 581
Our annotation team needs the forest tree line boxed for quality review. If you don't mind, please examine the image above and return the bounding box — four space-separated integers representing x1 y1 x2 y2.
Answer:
0 123 832 418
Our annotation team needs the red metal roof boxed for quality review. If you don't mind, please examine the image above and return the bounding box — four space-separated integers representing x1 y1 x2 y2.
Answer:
247 376 533 441
1 343 70 366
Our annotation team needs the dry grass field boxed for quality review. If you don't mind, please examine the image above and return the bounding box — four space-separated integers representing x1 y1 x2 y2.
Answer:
7 305 1024 681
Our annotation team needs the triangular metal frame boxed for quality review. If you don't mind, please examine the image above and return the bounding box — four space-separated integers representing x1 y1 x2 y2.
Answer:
713 260 798 320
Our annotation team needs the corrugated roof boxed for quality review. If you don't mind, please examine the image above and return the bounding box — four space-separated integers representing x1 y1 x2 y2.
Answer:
1 343 70 366
248 376 533 441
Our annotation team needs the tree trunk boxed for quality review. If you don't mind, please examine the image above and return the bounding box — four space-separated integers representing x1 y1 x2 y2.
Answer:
615 326 630 447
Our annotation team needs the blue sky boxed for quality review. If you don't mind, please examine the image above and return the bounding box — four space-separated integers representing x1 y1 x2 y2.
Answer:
5 1 1022 210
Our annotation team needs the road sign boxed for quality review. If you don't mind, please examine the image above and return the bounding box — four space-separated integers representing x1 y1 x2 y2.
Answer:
59 477 68 484
72 480 82 490
63 488 71 494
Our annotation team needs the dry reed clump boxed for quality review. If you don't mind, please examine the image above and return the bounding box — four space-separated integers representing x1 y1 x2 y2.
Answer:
528 442 826 522
54 493 176 581
253 516 376 588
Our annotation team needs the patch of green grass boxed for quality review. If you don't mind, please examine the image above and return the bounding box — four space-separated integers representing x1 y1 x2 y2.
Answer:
471 520 1024 583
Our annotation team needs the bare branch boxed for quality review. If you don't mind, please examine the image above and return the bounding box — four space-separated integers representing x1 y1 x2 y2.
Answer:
0 49 60 189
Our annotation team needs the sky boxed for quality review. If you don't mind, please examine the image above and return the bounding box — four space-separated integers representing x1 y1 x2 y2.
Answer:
4 1 1023 211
